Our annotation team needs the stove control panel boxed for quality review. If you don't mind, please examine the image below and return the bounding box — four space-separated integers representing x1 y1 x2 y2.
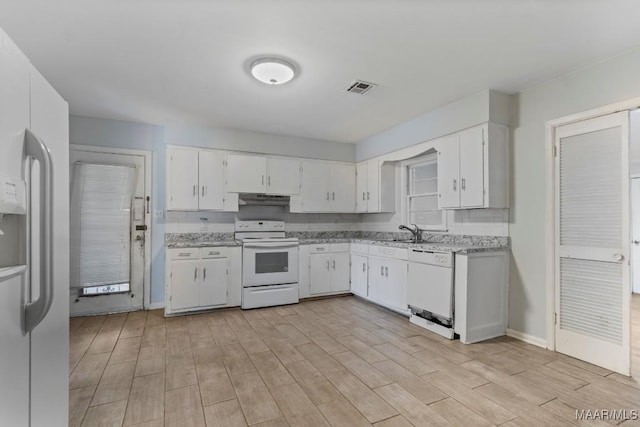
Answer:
235 220 285 232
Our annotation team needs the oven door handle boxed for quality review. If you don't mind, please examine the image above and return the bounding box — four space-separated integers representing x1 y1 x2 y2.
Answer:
243 242 299 249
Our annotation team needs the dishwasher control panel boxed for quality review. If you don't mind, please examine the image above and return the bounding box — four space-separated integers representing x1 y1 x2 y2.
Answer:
408 249 453 267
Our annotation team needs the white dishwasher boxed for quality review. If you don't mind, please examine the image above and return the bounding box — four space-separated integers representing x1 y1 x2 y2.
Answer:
407 249 455 339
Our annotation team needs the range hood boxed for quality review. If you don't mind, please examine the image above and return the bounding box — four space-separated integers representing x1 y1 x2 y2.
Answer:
238 193 290 206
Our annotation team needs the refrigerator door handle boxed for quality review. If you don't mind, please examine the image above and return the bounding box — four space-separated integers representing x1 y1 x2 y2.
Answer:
23 129 54 334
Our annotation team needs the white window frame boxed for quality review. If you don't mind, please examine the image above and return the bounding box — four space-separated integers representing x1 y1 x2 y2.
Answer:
402 152 447 231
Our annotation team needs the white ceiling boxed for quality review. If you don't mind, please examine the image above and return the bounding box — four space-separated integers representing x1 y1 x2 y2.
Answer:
2 1 640 143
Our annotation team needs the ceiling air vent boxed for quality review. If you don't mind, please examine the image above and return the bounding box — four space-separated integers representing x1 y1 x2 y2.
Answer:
345 80 376 95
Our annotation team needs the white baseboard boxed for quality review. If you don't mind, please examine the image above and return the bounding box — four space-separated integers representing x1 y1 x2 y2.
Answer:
507 328 547 349
147 302 165 310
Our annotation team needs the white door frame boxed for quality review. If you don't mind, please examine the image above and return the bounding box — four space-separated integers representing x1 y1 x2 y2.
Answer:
70 144 153 309
545 96 640 351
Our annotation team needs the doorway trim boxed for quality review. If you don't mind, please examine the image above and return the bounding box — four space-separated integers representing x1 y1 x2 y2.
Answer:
70 144 153 309
545 96 640 351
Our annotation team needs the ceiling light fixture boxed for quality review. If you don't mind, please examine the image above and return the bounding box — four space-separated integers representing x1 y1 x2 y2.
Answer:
250 57 296 85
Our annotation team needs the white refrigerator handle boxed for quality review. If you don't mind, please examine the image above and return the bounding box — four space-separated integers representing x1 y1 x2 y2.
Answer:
24 129 54 334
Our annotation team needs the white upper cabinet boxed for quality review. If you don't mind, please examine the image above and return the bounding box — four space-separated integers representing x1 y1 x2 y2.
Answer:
226 154 300 195
437 122 509 209
296 160 356 212
356 160 396 213
198 150 225 210
437 134 461 209
167 147 230 211
356 162 368 212
331 163 356 212
167 147 199 210
266 157 300 195
226 154 267 193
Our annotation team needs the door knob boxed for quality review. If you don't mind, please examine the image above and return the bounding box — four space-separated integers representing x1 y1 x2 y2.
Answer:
613 253 624 261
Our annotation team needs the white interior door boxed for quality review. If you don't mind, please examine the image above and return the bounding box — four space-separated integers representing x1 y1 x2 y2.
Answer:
69 149 149 316
631 178 640 294
555 111 631 375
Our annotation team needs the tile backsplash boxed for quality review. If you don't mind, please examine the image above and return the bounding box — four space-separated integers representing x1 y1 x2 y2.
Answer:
164 205 509 237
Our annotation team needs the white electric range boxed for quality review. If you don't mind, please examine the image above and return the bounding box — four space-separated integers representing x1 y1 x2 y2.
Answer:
235 220 299 309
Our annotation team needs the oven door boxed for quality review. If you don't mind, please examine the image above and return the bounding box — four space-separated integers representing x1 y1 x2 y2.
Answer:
242 242 299 287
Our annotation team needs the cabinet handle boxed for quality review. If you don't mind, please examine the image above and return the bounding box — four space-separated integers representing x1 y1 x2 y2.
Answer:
262 175 264 185
203 268 206 280
208 251 220 256
326 261 330 271
193 185 197 196
202 186 205 197
367 192 370 200
332 192 335 200
362 263 366 272
178 252 191 257
381 266 384 276
332 260 336 270
268 176 271 186
461 178 466 191
362 192 366 200
326 192 330 201
385 266 388 277
194 267 198 281
452 179 457 192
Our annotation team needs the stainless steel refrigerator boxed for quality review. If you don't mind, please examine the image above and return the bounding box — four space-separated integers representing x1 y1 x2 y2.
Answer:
0 25 70 426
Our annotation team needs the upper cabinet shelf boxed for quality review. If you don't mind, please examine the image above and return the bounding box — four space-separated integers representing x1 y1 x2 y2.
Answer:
437 123 509 210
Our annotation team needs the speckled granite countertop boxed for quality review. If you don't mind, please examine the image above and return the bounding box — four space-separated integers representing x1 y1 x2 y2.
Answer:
166 231 508 254
300 238 506 254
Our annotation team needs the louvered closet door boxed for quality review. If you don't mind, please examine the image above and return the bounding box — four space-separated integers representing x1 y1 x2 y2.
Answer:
555 111 630 375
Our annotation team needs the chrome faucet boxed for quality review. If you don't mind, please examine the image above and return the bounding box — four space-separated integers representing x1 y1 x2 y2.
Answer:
398 224 422 243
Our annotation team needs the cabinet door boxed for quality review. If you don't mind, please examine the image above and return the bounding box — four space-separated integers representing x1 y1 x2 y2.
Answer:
309 253 332 294
331 163 356 212
267 157 300 195
356 162 368 213
301 161 331 212
332 252 351 292
350 254 368 297
170 260 200 310
437 134 460 209
168 148 199 210
226 154 267 193
367 160 380 212
459 126 485 208
386 259 408 311
199 258 228 307
367 257 385 302
199 150 225 210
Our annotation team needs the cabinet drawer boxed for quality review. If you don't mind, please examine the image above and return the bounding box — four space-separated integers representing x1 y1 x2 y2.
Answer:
351 243 368 255
308 244 330 253
169 248 200 260
368 245 408 260
200 247 228 259
330 243 350 253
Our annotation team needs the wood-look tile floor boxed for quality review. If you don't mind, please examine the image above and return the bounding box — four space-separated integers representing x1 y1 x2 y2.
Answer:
69 296 640 427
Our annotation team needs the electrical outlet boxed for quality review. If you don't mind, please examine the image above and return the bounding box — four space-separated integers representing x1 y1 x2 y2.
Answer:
200 217 209 232
153 210 164 219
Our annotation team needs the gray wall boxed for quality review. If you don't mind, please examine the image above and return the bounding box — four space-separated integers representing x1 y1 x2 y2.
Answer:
355 90 512 161
69 115 356 304
509 47 640 341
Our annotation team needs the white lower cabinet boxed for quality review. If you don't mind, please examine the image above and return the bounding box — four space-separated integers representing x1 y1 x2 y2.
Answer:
350 254 368 297
166 246 241 315
454 251 509 344
304 244 351 296
350 245 408 314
